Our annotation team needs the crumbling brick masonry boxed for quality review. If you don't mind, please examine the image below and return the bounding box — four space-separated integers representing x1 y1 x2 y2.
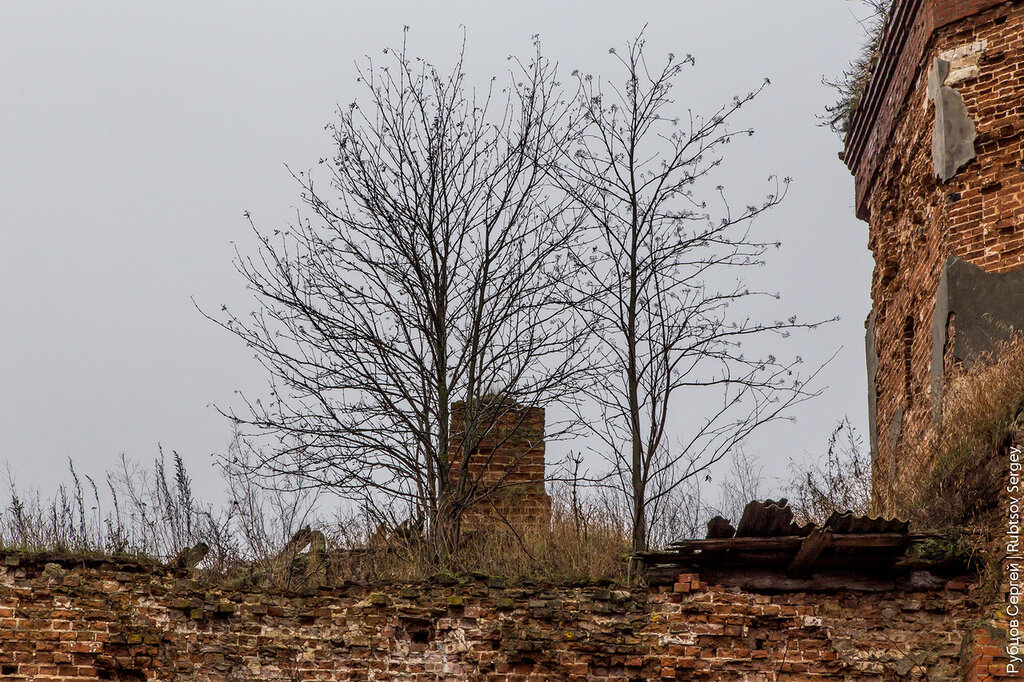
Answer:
447 401 550 531
0 551 998 681
845 0 1024 502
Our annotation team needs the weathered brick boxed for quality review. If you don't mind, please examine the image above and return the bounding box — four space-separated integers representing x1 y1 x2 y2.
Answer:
845 0 1024 509
0 549 997 680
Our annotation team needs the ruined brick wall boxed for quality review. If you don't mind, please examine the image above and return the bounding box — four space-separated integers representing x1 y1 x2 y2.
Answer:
844 0 1004 217
0 552 999 681
844 0 1024 505
447 402 550 531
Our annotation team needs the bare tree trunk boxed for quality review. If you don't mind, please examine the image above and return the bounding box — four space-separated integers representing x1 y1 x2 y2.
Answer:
557 34 829 556
208 34 592 560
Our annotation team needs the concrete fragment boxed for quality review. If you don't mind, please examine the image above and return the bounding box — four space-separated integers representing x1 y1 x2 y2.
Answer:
890 404 905 446
926 58 950 101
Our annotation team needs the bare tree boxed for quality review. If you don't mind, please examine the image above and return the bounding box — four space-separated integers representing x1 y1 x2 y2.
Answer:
220 428 322 562
558 35 827 554
210 34 590 557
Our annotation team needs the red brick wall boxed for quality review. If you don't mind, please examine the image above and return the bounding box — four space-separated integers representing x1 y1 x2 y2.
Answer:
0 552 998 681
934 0 1008 29
845 0 1024 503
447 402 550 530
845 0 1005 218
845 0 929 218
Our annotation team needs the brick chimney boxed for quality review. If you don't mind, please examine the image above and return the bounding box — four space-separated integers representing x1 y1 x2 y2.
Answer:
447 399 551 531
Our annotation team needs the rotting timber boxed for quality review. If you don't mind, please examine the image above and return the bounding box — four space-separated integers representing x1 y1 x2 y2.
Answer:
637 499 956 592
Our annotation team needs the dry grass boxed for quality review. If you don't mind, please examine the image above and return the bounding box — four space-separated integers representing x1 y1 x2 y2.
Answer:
225 497 632 589
1 450 221 560
0 456 632 587
822 0 894 137
466 490 630 583
887 334 1024 529
787 418 873 525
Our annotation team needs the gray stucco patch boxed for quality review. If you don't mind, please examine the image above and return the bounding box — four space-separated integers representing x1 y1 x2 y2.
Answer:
926 58 950 101
928 58 977 182
890 403 905 446
866 309 879 463
931 256 1024 415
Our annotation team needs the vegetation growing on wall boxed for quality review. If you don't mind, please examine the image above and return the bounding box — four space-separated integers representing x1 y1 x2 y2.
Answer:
0 422 887 587
886 334 1024 530
0 450 632 586
788 417 873 524
822 0 894 137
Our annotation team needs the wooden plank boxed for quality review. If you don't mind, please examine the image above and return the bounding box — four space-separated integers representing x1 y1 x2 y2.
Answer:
668 536 803 553
688 552 795 569
645 565 686 585
700 569 898 593
787 530 832 577
668 533 909 553
829 533 911 549
647 533 919 576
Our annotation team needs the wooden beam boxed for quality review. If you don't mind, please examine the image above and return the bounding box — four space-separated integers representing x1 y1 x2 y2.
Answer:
787 530 832 577
700 569 898 593
830 533 911 550
668 533 911 553
668 536 803 553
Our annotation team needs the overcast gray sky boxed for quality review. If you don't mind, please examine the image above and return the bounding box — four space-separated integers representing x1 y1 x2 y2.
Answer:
0 2 874 503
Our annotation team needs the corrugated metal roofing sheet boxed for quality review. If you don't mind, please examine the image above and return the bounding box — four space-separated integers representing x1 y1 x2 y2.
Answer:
698 500 908 541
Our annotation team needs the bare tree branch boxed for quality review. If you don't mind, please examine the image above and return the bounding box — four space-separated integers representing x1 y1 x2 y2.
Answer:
205 33 592 558
557 33 831 555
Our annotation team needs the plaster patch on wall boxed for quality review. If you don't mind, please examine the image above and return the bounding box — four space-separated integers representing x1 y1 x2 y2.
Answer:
939 40 987 85
890 403 905 446
931 256 1024 417
866 310 879 463
928 58 977 182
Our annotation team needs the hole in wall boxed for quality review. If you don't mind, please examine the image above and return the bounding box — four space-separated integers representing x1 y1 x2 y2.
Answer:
399 616 434 644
